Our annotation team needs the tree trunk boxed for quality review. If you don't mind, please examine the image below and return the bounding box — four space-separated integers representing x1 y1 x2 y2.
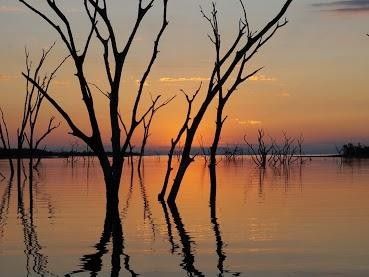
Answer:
209 104 224 168
167 156 192 204
158 151 174 201
209 164 217 205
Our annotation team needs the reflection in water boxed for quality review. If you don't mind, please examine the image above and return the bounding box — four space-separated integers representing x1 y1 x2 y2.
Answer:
167 202 205 277
209 167 241 277
66 203 138 277
2 158 369 275
160 200 179 254
18 172 54 276
138 170 157 239
121 164 135 219
0 178 13 239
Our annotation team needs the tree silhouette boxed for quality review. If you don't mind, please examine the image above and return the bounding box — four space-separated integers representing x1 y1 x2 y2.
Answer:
158 85 201 201
19 0 169 208
137 95 175 171
21 45 62 173
0 108 14 179
167 0 293 203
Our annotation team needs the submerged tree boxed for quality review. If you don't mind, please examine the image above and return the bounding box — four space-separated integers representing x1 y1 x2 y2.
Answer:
244 129 274 169
167 0 293 203
158 86 201 201
137 95 175 170
19 0 169 208
0 108 14 179
22 45 62 173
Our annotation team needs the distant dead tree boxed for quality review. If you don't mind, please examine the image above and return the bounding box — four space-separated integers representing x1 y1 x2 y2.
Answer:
137 95 175 170
19 0 169 208
198 135 209 165
273 131 298 166
22 45 61 172
167 0 293 203
0 108 14 178
297 134 305 164
158 86 201 201
14 44 62 183
244 129 274 168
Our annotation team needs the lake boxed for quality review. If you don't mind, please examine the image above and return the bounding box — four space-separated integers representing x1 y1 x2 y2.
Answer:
1 157 369 276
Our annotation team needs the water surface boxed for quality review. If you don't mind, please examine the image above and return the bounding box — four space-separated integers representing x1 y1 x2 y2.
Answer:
1 157 369 276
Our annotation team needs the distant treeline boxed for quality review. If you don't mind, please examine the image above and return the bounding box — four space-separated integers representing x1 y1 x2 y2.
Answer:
340 143 369 158
0 148 140 159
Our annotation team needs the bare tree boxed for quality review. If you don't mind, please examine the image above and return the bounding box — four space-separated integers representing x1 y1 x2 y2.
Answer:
167 0 293 204
137 95 175 170
198 135 209 165
0 108 14 178
22 46 62 173
244 129 274 168
272 131 298 166
158 85 201 201
19 0 169 208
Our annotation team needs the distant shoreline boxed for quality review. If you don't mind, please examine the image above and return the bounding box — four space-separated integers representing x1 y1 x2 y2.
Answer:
0 149 343 160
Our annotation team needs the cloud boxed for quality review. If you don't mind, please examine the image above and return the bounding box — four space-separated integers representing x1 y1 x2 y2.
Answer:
235 118 262 126
0 74 18 82
279 92 290 97
135 79 150 87
53 80 70 86
0 5 24 13
249 75 277 82
312 0 369 14
159 77 210 83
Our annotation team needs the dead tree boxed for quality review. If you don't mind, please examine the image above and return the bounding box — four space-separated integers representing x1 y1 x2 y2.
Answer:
0 108 14 178
273 131 298 166
167 0 293 203
244 129 274 168
297 134 305 165
23 46 61 172
16 45 62 182
198 135 209 165
158 85 201 201
20 0 169 208
137 95 175 170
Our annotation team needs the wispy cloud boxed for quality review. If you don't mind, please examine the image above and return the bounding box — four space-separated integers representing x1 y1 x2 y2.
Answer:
159 77 210 83
160 74 276 83
249 74 277 82
53 80 70 87
0 5 24 13
0 74 18 82
312 0 369 14
279 92 290 97
235 118 262 126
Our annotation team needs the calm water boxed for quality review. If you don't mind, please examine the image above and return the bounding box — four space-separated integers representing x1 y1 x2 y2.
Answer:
1 157 369 276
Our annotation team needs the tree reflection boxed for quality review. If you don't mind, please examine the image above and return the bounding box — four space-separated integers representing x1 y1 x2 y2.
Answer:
18 172 54 276
0 178 13 239
167 202 205 277
66 202 138 277
210 166 241 277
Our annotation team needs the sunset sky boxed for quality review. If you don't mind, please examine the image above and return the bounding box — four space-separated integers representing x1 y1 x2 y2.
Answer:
0 0 369 153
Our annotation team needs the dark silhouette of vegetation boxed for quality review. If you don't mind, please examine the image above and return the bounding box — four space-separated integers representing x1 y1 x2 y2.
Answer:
21 45 62 174
244 129 273 168
158 85 201 201
245 129 305 168
137 95 175 170
0 108 14 179
19 0 170 208
339 143 369 158
167 0 293 204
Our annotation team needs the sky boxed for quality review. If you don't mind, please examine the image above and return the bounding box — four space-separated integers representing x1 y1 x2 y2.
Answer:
0 0 369 153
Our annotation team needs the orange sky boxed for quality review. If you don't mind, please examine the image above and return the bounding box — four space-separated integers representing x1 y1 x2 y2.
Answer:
0 0 369 152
